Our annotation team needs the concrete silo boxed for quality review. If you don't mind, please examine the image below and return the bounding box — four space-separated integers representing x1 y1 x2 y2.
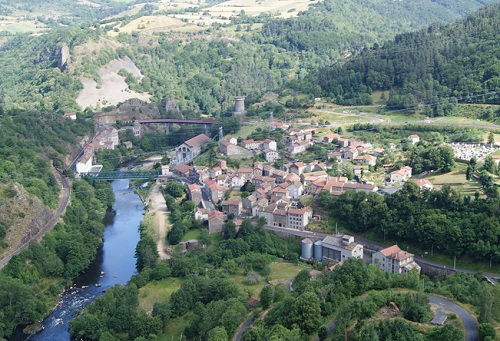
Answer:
314 240 323 261
301 238 313 260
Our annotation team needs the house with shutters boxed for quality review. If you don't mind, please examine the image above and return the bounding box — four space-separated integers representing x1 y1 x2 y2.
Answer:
372 245 421 274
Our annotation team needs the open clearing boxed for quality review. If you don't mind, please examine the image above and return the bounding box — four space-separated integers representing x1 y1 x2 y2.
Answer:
426 163 482 196
75 56 150 109
138 277 182 313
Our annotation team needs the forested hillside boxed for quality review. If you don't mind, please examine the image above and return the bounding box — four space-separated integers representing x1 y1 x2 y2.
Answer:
256 0 499 58
307 3 500 109
1 1 499 114
0 28 99 112
0 111 94 246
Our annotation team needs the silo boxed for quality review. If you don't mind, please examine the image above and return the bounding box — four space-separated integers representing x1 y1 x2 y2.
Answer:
314 240 323 261
301 238 313 259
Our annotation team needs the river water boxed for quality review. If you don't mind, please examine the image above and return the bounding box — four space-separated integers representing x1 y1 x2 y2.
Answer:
20 180 143 341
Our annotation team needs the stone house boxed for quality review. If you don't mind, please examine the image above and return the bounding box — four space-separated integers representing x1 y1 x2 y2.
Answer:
287 207 313 230
208 210 225 234
187 184 203 206
222 199 242 216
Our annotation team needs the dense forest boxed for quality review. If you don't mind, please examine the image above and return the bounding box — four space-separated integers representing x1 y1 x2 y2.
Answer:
255 0 498 59
318 182 500 264
305 3 500 108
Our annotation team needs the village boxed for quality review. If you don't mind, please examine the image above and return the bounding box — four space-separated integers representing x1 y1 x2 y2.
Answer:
72 105 499 275
157 121 443 271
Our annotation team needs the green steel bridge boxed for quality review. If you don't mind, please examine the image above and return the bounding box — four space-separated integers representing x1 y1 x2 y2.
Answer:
87 170 160 180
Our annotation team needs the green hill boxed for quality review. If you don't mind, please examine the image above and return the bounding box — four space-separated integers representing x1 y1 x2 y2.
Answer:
307 3 500 110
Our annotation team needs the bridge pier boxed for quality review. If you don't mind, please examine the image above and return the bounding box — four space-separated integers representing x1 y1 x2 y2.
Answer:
165 123 170 135
204 124 209 136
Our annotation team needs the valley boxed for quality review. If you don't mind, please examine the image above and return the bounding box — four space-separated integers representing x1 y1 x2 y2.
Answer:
0 0 500 340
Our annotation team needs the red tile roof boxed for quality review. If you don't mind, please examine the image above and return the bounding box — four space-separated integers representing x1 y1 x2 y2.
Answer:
185 134 211 147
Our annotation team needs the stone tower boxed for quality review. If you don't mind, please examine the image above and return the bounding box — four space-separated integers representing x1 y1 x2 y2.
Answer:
232 96 246 117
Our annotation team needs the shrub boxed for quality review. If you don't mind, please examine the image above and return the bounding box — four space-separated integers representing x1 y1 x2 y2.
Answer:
244 271 261 285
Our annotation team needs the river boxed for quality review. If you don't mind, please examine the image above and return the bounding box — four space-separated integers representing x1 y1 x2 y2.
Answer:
18 180 144 341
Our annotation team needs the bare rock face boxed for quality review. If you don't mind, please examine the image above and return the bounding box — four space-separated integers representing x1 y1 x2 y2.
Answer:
0 184 52 258
165 97 180 113
94 99 160 125
58 44 70 71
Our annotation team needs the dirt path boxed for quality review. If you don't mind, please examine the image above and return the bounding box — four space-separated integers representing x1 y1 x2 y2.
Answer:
146 183 170 260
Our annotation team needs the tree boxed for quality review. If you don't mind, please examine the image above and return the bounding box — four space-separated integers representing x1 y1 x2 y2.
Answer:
470 156 477 172
164 181 184 198
288 291 321 334
478 323 496 341
208 326 229 341
479 285 493 323
223 220 237 239
466 164 473 180
260 286 274 309
487 132 494 146
318 325 329 341
483 156 496 173
426 324 464 341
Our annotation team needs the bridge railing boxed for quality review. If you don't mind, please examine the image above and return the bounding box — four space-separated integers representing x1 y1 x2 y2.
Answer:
87 170 160 180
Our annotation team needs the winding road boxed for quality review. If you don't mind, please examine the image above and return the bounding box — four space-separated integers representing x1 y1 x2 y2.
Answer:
0 171 71 269
234 291 478 341
428 295 478 341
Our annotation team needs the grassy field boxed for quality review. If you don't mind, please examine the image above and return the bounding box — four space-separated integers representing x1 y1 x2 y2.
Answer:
181 228 202 242
227 262 308 298
138 277 183 313
234 123 266 138
426 163 482 196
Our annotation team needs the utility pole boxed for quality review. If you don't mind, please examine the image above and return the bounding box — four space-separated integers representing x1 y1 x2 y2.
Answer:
218 126 223 142
269 111 274 131
453 255 456 271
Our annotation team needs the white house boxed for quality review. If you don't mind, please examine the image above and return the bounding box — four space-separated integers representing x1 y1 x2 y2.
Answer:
408 134 420 144
76 152 93 174
390 166 412 183
263 149 280 163
372 245 421 274
262 139 278 151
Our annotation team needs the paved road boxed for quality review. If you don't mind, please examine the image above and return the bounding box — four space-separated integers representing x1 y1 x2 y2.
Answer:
233 315 254 341
0 171 71 269
264 226 500 282
428 295 478 341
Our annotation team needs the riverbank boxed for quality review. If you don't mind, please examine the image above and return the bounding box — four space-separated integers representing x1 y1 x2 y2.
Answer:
20 180 143 341
144 183 170 260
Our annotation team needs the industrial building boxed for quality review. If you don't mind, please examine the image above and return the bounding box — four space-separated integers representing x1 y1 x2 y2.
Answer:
300 234 363 263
